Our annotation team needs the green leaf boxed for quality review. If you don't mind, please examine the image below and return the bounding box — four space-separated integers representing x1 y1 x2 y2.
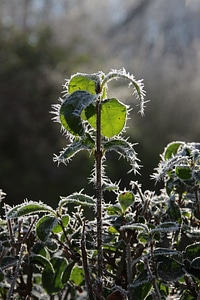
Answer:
30 254 54 271
68 72 107 99
52 215 70 233
164 141 184 160
185 243 200 261
45 240 59 252
120 223 149 232
186 229 200 241
103 244 118 252
70 266 84 286
158 283 169 298
6 201 54 219
105 205 122 216
58 192 95 208
60 90 96 136
36 215 58 242
152 222 179 232
42 257 67 295
130 270 152 299
32 242 49 257
112 216 124 231
1 257 18 270
102 181 119 191
154 248 180 256
62 261 76 283
168 198 182 224
85 98 127 137
68 73 101 95
131 282 152 300
157 256 184 281
108 226 119 234
175 166 192 180
137 232 150 244
118 191 135 213
180 291 196 300
191 257 200 270
103 139 139 172
56 134 95 164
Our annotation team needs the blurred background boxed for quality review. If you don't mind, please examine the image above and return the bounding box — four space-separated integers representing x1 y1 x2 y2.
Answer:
0 0 200 207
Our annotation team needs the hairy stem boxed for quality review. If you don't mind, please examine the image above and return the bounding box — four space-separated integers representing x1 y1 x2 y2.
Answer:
95 96 103 297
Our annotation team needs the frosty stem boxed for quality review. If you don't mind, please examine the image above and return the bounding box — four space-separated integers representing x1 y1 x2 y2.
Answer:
95 95 103 298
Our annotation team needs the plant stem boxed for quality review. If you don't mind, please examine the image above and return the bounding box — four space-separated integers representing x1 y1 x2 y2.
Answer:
126 242 133 300
7 219 16 257
6 244 26 300
95 96 103 297
81 222 94 300
194 186 200 214
145 258 161 300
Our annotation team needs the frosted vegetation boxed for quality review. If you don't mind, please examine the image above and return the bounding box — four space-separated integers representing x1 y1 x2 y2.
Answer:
0 70 200 299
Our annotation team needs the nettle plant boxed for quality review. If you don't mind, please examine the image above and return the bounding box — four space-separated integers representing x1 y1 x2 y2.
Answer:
1 69 200 300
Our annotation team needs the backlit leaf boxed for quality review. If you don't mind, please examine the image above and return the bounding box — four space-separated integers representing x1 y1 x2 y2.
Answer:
180 291 196 300
153 222 179 232
168 198 182 224
191 257 200 270
157 256 184 281
32 243 49 257
185 243 200 261
58 192 95 208
68 72 107 98
164 141 184 160
118 191 135 213
154 248 180 256
42 257 67 295
30 254 53 271
104 138 140 173
105 205 122 216
52 215 70 233
130 270 152 299
6 201 54 219
120 223 148 232
1 257 18 270
186 229 200 241
137 232 150 244
62 261 75 283
55 134 95 164
108 226 119 234
60 90 96 136
175 166 192 180
70 266 84 286
85 98 127 137
131 282 152 300
36 215 58 242
68 73 101 95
